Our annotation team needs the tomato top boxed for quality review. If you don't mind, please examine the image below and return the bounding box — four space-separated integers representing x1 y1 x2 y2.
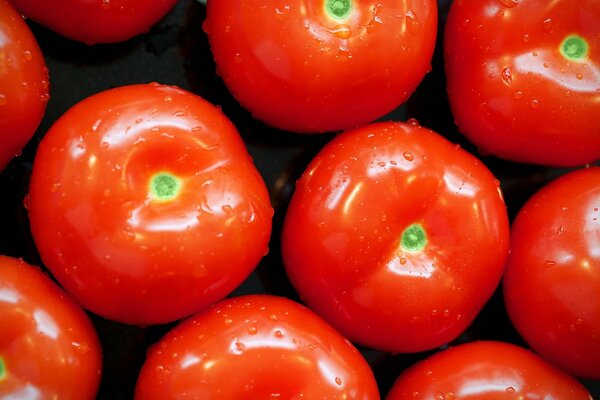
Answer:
205 0 437 133
9 0 178 44
282 121 510 353
0 256 102 399
504 167 600 380
0 0 49 171
28 83 273 325
135 294 379 399
444 0 600 166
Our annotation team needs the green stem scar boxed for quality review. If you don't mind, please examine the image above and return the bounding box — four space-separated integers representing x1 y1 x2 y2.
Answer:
401 223 427 252
560 35 588 61
0 357 6 381
325 0 352 19
149 172 181 201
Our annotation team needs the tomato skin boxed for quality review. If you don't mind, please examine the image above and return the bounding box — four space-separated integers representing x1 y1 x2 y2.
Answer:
0 255 102 399
386 341 592 400
28 83 273 325
0 0 48 171
281 121 510 353
135 294 379 399
503 167 600 380
444 0 600 166
204 0 437 133
8 0 178 44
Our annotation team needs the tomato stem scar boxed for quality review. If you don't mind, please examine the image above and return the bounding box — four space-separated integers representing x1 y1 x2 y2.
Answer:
560 35 588 61
149 172 181 201
325 0 352 19
0 357 5 381
401 223 427 252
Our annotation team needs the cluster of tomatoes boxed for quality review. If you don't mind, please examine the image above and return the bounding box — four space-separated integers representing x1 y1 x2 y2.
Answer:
0 0 599 398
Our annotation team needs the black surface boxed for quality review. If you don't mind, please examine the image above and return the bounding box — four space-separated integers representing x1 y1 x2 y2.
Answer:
0 0 598 398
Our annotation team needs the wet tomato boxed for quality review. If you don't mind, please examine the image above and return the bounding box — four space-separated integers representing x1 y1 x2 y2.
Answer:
0 255 102 399
135 294 379 399
282 121 510 353
204 0 437 133
8 0 178 44
444 0 600 166
0 0 48 171
503 167 600 380
28 83 273 325
386 341 593 399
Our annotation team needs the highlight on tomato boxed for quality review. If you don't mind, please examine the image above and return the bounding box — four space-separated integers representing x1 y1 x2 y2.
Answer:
444 0 600 166
0 255 102 400
8 0 179 44
0 0 49 171
204 0 438 133
282 120 510 353
135 294 379 399
386 341 593 399
27 83 273 325
503 167 600 380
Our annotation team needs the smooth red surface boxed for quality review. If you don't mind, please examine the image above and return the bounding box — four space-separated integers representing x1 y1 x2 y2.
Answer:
9 0 178 44
386 341 592 400
444 0 600 166
28 83 273 325
204 0 437 133
503 167 600 380
135 294 379 399
282 121 510 353
0 0 48 171
0 255 102 399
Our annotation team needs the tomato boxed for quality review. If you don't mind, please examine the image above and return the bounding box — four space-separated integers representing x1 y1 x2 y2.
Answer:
8 0 178 44
444 0 600 167
135 294 379 399
0 0 48 172
27 83 273 325
281 121 510 353
503 167 600 380
386 341 592 399
0 255 102 399
204 0 437 133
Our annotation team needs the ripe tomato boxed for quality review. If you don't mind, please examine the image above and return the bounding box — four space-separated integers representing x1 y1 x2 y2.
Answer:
8 0 178 44
503 167 600 380
0 0 48 171
281 121 510 353
386 341 592 399
0 255 102 399
28 83 273 325
444 0 600 166
204 0 437 133
135 294 379 399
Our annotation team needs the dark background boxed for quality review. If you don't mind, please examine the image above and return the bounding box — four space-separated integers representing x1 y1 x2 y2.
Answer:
0 0 598 398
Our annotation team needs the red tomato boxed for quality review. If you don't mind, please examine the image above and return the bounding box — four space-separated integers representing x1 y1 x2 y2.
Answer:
281 121 510 353
444 0 600 166
503 167 600 380
0 0 48 171
28 83 273 325
204 0 437 133
8 0 178 44
386 341 592 399
0 255 102 399
135 294 379 399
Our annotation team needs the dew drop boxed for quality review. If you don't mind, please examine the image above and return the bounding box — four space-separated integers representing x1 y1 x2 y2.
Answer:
0 94 7 106
501 67 512 84
513 91 523 99
403 151 414 161
506 387 516 393
530 99 540 109
499 0 519 7
335 377 342 386
576 73 584 80
542 18 553 30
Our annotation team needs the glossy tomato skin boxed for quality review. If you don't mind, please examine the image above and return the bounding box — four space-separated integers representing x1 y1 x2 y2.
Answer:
282 121 510 353
9 0 178 44
386 341 592 399
204 0 437 133
444 0 600 166
0 255 102 399
135 294 379 399
503 167 600 380
28 83 273 325
0 0 49 171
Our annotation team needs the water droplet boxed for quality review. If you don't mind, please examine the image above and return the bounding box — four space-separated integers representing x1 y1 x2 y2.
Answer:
544 260 556 267
163 96 173 102
407 118 420 127
335 377 342 385
564 90 572 97
532 51 539 57
399 257 407 265
506 387 516 393
329 24 351 39
403 151 414 161
0 94 7 106
101 0 110 9
530 99 540 109
513 91 523 99
224 318 233 325
499 0 519 7
274 330 284 338
405 10 420 34
234 53 243 64
523 34 530 42
576 73 584 80
22 50 32 61
501 67 512 84
542 18 553 29
247 325 258 335
497 10 505 17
